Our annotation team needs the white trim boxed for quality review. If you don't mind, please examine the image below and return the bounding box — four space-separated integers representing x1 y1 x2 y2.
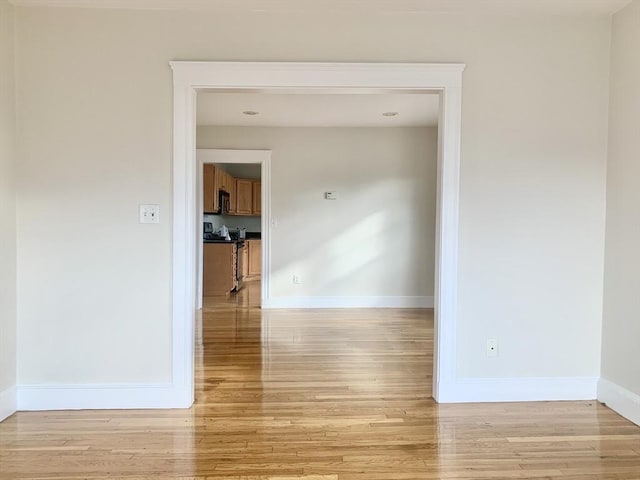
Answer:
437 377 598 403
17 384 191 411
0 386 16 422
171 73 197 409
171 61 465 406
196 149 272 309
433 81 462 402
598 378 640 426
263 296 434 309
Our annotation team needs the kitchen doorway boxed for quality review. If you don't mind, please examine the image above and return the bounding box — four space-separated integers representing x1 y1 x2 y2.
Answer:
196 149 271 309
196 149 271 310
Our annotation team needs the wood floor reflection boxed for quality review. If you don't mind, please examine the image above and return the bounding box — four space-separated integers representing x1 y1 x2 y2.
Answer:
2 282 640 479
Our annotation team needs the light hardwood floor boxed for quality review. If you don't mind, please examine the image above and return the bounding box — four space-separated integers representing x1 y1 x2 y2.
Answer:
1 283 640 479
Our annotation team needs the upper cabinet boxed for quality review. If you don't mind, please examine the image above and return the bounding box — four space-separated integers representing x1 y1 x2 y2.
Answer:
236 178 253 215
203 164 261 216
215 167 228 193
252 181 261 215
203 164 217 214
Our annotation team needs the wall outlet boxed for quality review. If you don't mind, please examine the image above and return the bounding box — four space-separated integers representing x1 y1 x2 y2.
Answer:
139 204 160 224
293 275 301 284
486 338 498 357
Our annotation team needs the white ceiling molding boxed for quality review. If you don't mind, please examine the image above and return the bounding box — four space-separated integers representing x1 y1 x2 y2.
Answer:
8 0 632 16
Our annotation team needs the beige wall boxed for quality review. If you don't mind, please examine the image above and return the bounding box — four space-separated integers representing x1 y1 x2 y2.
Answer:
0 0 16 412
14 6 609 385
198 126 437 298
601 1 640 395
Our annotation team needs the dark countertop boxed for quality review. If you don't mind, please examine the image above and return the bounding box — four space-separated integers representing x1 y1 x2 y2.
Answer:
203 239 246 245
203 232 260 244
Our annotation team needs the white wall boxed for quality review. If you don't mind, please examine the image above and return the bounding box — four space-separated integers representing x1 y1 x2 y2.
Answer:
14 6 609 389
600 0 640 421
0 0 17 420
198 126 437 299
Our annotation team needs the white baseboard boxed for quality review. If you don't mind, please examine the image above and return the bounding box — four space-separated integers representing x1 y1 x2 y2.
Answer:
263 296 434 309
0 386 17 421
437 376 598 403
598 378 640 426
17 383 193 411
10 376 605 411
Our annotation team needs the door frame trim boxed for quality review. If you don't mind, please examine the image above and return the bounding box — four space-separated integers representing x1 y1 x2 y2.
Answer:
170 61 465 405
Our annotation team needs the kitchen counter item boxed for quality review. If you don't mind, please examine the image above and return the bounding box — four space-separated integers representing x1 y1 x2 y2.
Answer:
217 225 231 241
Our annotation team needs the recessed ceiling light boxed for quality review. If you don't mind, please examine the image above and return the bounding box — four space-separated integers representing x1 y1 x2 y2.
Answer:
382 111 399 117
242 110 259 116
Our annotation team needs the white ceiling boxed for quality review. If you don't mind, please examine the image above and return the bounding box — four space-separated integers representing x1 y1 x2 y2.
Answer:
9 0 632 16
196 93 440 128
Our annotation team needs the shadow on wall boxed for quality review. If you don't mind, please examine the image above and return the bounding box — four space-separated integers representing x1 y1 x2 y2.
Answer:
195 125 439 298
270 175 435 298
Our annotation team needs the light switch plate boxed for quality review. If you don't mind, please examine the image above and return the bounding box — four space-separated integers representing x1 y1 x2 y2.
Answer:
139 204 160 224
325 191 338 200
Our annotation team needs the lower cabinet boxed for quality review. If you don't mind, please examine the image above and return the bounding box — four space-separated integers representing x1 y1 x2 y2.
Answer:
203 243 237 296
247 239 262 277
241 243 249 279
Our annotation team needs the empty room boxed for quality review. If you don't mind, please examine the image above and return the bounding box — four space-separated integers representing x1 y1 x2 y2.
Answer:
1 0 640 479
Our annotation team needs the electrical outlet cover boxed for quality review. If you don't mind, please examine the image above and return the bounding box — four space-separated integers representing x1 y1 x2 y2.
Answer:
486 338 498 357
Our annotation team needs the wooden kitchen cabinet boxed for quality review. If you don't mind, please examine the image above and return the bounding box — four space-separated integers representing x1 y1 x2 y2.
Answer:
226 172 234 193
203 164 216 213
203 243 237 296
215 167 232 193
205 163 260 217
247 239 262 276
252 181 261 215
214 166 223 194
236 178 253 215
210 167 238 213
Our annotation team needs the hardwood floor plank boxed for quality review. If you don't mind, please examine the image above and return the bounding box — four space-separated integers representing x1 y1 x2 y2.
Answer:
2 282 640 478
